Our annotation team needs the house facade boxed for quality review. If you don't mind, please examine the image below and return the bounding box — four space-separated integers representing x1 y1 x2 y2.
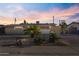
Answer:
0 25 5 34
5 24 24 34
67 22 79 34
20 22 61 34
0 21 61 35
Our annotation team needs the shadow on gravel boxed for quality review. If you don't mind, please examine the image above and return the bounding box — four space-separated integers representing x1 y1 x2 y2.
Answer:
1 43 32 48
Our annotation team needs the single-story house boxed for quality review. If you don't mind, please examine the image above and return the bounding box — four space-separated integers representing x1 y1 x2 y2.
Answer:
5 24 24 35
66 22 79 34
0 25 5 34
0 21 61 35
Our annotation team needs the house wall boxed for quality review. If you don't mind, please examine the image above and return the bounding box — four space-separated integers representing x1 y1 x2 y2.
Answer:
5 26 24 34
4 24 61 35
67 23 79 34
67 23 79 29
50 26 61 34
0 25 5 34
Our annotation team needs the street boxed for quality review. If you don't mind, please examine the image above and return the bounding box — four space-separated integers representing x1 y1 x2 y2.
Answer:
0 34 79 56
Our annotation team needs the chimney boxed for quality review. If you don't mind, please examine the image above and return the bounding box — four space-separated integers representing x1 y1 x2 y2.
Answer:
36 21 40 24
14 18 16 24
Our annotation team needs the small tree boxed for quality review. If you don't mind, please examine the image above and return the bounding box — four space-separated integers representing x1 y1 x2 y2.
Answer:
24 25 46 45
60 22 67 34
24 25 40 38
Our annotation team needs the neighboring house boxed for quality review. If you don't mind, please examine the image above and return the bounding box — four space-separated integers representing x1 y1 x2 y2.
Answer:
20 21 61 34
49 25 61 34
0 21 61 35
67 22 79 34
0 25 5 34
5 24 24 34
20 23 51 34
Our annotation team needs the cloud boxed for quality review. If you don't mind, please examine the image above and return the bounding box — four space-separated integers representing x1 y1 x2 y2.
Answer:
0 4 28 17
0 4 79 25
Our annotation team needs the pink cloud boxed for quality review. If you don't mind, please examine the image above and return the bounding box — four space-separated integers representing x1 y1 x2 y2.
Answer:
16 5 79 24
24 5 79 20
1 5 79 25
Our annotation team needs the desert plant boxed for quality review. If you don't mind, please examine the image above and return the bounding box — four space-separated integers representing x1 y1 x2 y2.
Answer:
33 32 45 45
24 25 40 37
48 32 60 43
33 38 44 45
60 22 67 34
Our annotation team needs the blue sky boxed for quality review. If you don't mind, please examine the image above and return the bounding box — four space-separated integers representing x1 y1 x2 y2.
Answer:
0 3 79 25
0 3 77 11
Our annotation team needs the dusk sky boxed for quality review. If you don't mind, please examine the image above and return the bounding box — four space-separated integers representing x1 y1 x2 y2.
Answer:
0 3 79 25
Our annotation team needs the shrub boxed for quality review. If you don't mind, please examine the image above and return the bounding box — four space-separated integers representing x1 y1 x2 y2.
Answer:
33 38 44 45
33 33 45 45
24 25 40 38
48 32 60 43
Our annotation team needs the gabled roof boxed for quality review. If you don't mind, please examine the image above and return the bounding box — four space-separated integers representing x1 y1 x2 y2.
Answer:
68 22 79 26
20 23 56 26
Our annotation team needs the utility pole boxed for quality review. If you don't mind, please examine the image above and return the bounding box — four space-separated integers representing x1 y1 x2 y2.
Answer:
24 20 27 24
59 20 61 26
53 16 54 24
14 18 16 24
